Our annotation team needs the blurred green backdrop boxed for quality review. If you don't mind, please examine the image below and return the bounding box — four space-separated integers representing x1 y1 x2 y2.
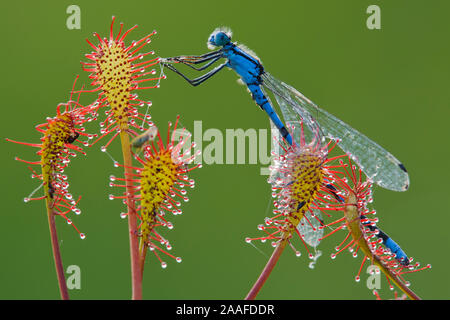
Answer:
1 0 449 300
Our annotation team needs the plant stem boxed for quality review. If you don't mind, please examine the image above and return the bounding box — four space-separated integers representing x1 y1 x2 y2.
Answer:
380 261 421 300
139 238 148 279
120 131 142 300
45 198 69 300
345 192 421 300
245 238 288 300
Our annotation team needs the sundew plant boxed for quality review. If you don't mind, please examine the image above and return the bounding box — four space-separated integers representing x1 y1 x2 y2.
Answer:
244 122 430 300
7 17 430 300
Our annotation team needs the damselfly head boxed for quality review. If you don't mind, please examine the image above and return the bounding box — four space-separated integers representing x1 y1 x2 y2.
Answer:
208 27 232 49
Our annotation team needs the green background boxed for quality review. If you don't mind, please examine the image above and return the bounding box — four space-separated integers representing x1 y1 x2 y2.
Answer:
1 0 449 299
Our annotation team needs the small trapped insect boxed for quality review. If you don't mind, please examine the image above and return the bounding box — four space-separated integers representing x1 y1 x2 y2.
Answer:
48 181 55 199
66 131 80 144
131 126 158 151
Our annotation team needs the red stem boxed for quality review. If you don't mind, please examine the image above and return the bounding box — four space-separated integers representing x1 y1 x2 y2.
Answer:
46 203 69 300
120 131 142 299
245 239 288 300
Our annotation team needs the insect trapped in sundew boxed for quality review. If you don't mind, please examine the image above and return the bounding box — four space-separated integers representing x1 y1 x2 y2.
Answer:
131 126 158 151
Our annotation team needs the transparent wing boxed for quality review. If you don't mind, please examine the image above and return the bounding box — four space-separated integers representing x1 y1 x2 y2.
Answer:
262 72 410 192
297 209 323 248
261 82 323 148
267 119 283 183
